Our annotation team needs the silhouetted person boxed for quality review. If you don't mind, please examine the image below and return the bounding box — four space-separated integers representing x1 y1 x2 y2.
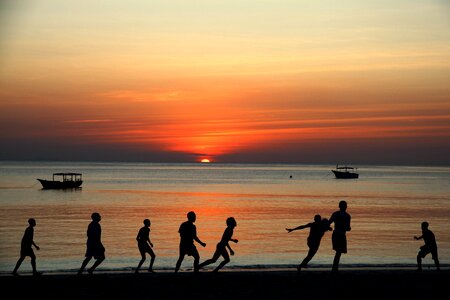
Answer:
77 212 105 275
174 211 206 273
198 217 238 272
286 214 332 271
328 200 351 273
12 218 41 276
135 218 156 274
414 221 440 271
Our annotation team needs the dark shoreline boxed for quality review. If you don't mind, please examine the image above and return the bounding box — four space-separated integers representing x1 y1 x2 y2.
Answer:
2 268 448 300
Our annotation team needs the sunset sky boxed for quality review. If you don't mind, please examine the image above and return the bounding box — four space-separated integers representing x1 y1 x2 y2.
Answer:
1 0 449 165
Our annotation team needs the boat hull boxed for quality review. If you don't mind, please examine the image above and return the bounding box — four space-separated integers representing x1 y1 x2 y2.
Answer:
332 170 359 179
37 179 83 189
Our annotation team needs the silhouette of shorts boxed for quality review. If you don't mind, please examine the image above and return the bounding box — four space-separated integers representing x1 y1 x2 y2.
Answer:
86 243 105 259
138 242 152 254
332 232 347 253
20 247 35 257
180 243 197 256
419 245 438 260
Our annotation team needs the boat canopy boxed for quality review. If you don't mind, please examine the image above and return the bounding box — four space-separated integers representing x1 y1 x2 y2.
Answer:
53 172 82 176
52 173 82 181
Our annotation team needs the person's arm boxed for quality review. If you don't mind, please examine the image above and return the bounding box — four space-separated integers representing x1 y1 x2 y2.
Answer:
32 240 39 250
194 235 206 247
414 234 423 240
30 228 39 250
226 228 238 243
148 236 154 247
226 243 234 256
328 214 335 226
286 224 307 233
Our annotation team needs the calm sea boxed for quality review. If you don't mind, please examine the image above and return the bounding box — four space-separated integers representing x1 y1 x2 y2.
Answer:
0 161 449 273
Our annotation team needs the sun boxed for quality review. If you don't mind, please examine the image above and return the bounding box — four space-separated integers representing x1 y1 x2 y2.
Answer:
200 158 211 163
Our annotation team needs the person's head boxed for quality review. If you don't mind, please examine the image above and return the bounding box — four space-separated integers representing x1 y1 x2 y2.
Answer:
144 219 151 227
314 214 321 222
339 200 347 211
187 211 196 222
226 217 237 228
91 212 101 222
28 218 36 227
421 221 429 230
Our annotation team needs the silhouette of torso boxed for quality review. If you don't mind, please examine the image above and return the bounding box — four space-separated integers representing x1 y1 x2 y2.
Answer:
179 221 196 246
423 229 437 249
86 221 104 257
306 222 325 246
87 222 101 244
137 227 150 245
21 226 34 249
330 211 351 234
218 227 233 247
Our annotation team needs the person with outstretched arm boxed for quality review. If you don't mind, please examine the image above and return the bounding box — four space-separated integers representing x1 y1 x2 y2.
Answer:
286 214 332 272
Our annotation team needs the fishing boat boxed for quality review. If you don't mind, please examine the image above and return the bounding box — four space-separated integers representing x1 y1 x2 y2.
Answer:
332 165 359 179
37 173 83 189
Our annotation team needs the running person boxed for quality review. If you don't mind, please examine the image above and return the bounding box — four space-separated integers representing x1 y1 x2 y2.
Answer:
77 212 105 275
198 217 238 272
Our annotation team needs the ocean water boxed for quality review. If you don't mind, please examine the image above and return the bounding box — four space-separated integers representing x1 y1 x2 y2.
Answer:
0 161 449 273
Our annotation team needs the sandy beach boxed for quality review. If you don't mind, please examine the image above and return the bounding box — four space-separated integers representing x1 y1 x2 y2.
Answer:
1 267 448 300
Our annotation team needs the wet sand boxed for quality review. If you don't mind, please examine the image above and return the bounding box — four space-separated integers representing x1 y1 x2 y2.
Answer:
1 268 448 300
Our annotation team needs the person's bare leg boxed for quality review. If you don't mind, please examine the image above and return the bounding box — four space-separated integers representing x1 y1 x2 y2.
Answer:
213 257 230 272
199 251 220 269
88 257 104 274
193 251 200 273
78 257 92 275
148 255 155 272
31 255 40 275
12 256 25 275
434 258 440 271
416 254 422 271
136 254 146 274
175 254 184 273
332 252 341 273
298 248 317 271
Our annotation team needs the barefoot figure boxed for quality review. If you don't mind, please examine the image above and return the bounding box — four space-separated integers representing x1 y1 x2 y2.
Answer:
414 221 440 271
135 218 156 274
199 217 238 272
175 211 206 273
286 214 332 271
78 212 105 275
328 200 351 273
12 218 41 276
